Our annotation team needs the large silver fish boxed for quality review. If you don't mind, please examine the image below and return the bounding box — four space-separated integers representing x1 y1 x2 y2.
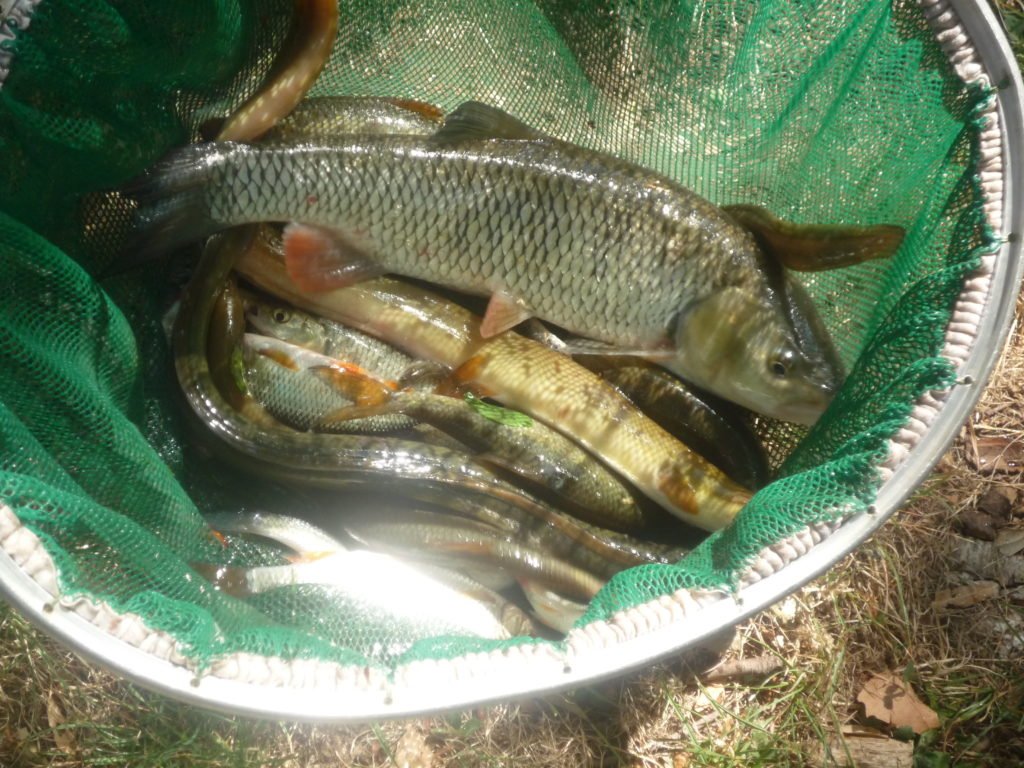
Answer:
127 102 901 423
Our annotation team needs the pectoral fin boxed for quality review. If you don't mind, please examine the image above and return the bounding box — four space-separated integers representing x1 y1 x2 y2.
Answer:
309 363 396 407
724 204 904 271
283 222 384 292
481 290 533 338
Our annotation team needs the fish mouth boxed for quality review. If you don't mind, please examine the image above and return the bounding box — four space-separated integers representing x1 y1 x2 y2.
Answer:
776 384 836 426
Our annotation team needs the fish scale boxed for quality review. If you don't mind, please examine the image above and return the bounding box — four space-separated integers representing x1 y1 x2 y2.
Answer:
131 115 840 422
168 139 739 344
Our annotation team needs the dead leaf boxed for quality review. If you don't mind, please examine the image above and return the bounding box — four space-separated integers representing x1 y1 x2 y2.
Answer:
996 528 1024 557
959 507 998 541
45 694 76 755
932 581 1001 612
857 672 940 735
807 733 914 767
966 436 1024 474
978 487 1014 521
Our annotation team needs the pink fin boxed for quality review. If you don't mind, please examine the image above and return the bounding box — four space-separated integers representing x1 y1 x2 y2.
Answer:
283 223 383 292
480 291 532 338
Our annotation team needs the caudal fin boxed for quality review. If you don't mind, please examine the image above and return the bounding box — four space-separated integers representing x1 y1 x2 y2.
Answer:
110 143 233 273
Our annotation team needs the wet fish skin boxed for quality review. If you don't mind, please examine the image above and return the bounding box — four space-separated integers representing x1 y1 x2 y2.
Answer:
584 360 771 490
322 387 651 531
241 333 414 433
204 510 346 554
341 506 605 603
214 0 340 142
192 549 512 640
180 236 672 581
262 95 444 143
234 242 751 531
129 112 832 423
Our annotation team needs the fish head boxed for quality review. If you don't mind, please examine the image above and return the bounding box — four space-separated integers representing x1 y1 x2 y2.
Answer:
243 294 329 353
668 286 839 425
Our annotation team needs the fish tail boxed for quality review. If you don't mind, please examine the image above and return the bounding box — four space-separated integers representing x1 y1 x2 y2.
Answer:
114 143 233 272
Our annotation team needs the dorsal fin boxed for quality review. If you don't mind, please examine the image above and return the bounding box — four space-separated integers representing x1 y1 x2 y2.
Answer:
431 101 547 145
724 204 905 272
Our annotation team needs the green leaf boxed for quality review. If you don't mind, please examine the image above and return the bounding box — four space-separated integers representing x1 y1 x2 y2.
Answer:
464 392 533 427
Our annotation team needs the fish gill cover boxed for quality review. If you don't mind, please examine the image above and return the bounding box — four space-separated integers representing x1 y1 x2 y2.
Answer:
0 0 998 673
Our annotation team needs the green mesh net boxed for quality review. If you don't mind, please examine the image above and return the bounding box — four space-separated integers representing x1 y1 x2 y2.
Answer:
0 0 998 675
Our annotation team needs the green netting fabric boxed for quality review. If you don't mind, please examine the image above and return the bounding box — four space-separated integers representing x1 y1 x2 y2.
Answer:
0 0 1000 676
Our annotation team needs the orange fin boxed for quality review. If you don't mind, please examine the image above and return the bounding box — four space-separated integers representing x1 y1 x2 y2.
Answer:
480 291 532 338
438 354 496 398
310 364 395 407
283 222 384 292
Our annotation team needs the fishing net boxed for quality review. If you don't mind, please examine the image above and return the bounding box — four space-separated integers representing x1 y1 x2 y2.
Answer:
0 0 1014 714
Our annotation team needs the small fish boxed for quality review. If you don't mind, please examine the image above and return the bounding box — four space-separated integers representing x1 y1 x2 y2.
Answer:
243 282 442 385
234 240 752 531
261 95 444 143
240 332 411 433
127 101 899 422
203 509 539 636
341 506 605 604
178 235 673 583
318 387 651 531
580 360 771 490
204 510 346 555
192 549 512 640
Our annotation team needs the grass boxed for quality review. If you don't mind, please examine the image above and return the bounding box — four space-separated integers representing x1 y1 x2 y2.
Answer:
5 4 1024 767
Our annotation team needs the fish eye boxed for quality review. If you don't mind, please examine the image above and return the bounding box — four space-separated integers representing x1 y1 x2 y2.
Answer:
272 309 290 323
770 349 797 379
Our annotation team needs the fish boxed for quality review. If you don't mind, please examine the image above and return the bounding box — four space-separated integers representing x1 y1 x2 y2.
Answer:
261 95 444 143
126 101 900 423
579 359 771 490
213 0 340 142
240 332 414 433
317 387 652 531
244 308 650 529
243 283 447 386
192 549 512 640
204 510 347 555
177 234 676 582
202 509 540 636
341 506 605 604
234 239 752 532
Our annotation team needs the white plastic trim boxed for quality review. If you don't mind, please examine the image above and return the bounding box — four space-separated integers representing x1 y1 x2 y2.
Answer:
0 0 41 88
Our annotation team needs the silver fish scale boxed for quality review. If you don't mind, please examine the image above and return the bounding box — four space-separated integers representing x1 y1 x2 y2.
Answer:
205 138 764 347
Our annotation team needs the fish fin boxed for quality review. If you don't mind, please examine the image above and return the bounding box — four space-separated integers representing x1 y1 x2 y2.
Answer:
108 143 233 275
309 363 395 407
440 355 496 398
519 319 570 352
384 97 446 122
432 101 547 145
480 291 533 338
283 222 384 292
723 204 905 272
